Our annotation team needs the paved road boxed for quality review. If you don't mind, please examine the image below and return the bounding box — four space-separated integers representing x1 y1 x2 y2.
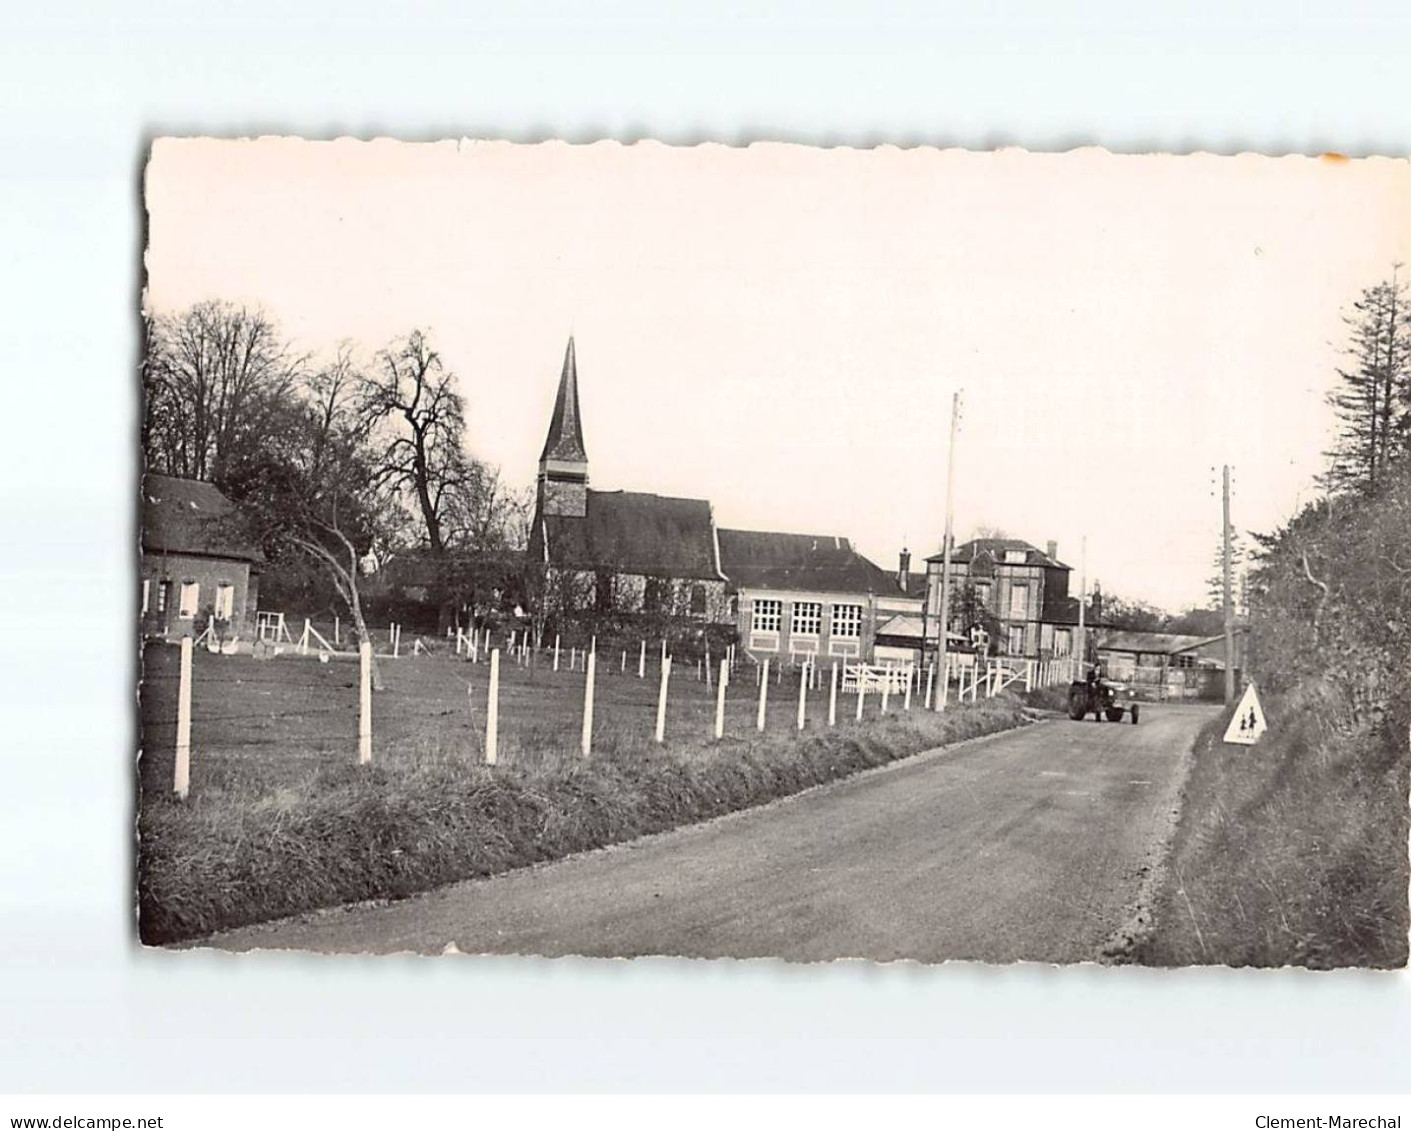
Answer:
207 703 1217 963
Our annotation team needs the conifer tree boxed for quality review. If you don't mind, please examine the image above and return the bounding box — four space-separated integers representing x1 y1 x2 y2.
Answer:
1322 268 1411 497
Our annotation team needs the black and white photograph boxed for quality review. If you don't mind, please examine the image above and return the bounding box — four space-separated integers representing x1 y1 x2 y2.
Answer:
133 139 1410 968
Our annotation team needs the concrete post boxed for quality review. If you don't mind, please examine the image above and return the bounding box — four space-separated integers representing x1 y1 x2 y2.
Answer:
358 640 372 765
174 635 193 798
486 649 500 766
655 657 671 744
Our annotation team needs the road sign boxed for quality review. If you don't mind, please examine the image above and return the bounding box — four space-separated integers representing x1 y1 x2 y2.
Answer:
1223 682 1267 746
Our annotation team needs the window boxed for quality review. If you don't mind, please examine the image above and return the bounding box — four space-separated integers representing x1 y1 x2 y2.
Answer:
831 603 862 639
751 599 781 634
975 582 992 608
178 581 200 619
689 584 707 616
1009 583 1029 619
1008 625 1026 655
1004 549 1027 564
157 580 170 614
791 601 822 637
141 579 150 615
1170 652 1195 670
214 583 234 621
1054 628 1071 657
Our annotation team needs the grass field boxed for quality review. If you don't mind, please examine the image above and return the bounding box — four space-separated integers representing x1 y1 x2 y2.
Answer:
138 641 1032 943
138 642 939 793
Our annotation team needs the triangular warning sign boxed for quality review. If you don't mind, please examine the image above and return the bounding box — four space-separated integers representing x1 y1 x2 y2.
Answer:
1223 682 1268 746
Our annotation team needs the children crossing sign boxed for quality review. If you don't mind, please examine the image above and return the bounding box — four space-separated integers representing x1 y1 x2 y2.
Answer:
1223 682 1268 746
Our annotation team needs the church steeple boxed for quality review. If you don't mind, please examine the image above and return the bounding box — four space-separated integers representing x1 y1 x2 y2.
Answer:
537 337 589 518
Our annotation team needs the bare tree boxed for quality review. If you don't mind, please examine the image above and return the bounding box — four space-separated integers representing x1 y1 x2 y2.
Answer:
142 300 304 484
359 330 470 555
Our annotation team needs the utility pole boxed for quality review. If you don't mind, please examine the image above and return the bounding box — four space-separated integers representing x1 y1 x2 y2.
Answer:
1223 464 1235 704
1076 535 1087 677
934 391 960 711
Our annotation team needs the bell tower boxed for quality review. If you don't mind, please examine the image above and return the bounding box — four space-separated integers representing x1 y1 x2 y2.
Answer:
537 336 589 518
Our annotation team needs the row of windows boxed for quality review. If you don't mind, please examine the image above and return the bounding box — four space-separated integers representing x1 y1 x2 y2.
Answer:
141 579 235 620
750 599 863 639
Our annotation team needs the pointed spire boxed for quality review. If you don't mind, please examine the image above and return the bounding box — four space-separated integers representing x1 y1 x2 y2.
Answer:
540 336 588 463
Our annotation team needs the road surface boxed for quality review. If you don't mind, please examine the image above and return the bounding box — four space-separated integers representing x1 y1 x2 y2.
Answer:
206 703 1217 963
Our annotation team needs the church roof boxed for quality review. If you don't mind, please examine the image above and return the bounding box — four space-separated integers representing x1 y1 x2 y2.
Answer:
539 336 588 463
540 490 723 580
717 528 910 597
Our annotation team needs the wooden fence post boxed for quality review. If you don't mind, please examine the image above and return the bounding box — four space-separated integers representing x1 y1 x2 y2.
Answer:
553 634 560 672
904 666 913 711
655 656 672 744
856 675 866 721
638 640 646 679
581 652 596 756
174 635 193 798
828 662 838 726
797 663 808 730
358 640 372 765
757 658 769 731
486 649 500 765
714 658 728 740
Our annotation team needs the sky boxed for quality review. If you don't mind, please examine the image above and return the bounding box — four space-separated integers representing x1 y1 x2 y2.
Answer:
144 139 1411 611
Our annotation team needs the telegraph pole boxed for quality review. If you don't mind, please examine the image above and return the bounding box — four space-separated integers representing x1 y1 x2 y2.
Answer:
1076 535 1087 676
1223 464 1235 704
934 391 960 711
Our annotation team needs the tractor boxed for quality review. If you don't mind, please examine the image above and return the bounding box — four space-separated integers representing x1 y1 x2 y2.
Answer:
1068 665 1140 724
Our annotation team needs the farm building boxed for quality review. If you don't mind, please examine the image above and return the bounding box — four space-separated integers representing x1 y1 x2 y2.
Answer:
923 537 1095 659
526 337 916 660
1096 628 1248 701
139 473 263 640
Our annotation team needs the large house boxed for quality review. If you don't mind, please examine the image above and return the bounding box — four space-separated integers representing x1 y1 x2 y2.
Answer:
140 474 263 640
923 537 1089 659
526 338 919 660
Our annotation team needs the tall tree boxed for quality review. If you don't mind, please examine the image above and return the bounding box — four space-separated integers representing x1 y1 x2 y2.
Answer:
1322 269 1411 497
359 330 470 555
231 350 394 688
142 300 303 484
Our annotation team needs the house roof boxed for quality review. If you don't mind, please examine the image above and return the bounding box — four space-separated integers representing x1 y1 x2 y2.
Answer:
876 613 926 639
925 537 1069 570
539 336 588 463
1097 630 1244 655
541 490 722 580
717 528 911 598
141 474 263 563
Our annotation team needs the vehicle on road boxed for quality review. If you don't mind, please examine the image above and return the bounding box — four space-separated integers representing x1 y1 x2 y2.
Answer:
1068 666 1140 724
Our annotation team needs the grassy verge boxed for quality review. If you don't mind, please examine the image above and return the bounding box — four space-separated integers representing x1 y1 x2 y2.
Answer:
140 697 1030 944
1132 680 1409 969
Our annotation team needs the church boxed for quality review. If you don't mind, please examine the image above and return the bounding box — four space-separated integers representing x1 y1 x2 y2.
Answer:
526 339 923 663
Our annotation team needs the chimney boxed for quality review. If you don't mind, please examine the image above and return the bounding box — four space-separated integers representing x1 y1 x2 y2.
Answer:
897 547 912 591
1047 540 1058 561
